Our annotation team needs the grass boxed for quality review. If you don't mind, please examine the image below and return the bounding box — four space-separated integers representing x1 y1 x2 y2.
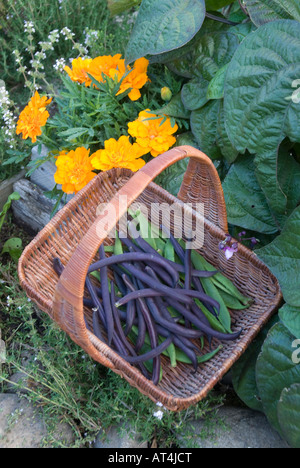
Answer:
0 216 227 448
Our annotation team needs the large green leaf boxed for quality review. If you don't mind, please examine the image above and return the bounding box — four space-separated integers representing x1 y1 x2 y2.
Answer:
276 143 300 218
181 26 240 111
125 0 206 64
278 384 300 448
107 0 141 16
231 315 278 412
154 93 191 119
279 304 300 339
154 133 199 195
256 206 300 306
193 28 239 79
1 237 23 262
244 0 300 26
255 141 300 227
207 63 229 100
0 191 20 231
150 18 252 67
256 322 300 434
216 99 239 163
222 154 279 234
190 100 223 159
223 143 300 233
224 20 300 215
191 98 238 161
181 78 209 111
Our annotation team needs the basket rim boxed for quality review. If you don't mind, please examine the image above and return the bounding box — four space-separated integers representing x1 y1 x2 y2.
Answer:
18 168 283 411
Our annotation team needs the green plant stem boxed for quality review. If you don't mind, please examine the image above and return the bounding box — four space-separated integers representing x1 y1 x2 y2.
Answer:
205 12 239 26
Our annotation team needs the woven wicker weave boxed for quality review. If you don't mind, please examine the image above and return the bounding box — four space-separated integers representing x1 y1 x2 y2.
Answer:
18 146 282 411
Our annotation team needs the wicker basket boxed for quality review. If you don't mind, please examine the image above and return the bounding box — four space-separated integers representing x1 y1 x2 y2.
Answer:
18 146 282 411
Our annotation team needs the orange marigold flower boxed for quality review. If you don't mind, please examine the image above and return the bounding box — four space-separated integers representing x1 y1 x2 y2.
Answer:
64 55 149 100
54 147 96 194
88 54 122 84
16 92 52 144
112 57 150 101
128 109 178 157
29 90 52 110
90 135 147 172
64 57 93 87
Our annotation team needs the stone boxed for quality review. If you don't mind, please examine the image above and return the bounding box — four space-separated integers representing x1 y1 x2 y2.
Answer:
0 170 26 212
30 145 73 202
177 405 291 449
93 423 148 449
11 179 63 233
6 349 36 394
0 394 75 448
30 144 56 192
6 372 30 395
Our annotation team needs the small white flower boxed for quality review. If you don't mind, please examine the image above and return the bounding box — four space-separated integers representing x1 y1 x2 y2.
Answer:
53 58 66 72
24 20 35 34
153 410 164 420
61 27 74 40
48 30 60 44
153 401 166 420
6 296 13 307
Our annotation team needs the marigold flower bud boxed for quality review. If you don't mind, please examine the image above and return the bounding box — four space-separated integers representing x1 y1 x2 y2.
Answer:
161 86 172 102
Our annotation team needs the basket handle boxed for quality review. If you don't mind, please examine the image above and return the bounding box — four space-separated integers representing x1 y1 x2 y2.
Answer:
53 145 228 363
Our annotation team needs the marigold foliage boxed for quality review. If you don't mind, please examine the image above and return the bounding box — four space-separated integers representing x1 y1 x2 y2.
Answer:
90 135 147 172
54 147 96 194
128 109 178 157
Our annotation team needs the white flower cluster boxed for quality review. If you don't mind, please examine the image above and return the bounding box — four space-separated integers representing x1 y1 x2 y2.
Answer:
24 20 35 34
0 85 17 149
48 29 60 45
6 295 13 307
84 28 100 47
73 42 89 57
13 49 27 76
61 26 75 41
12 20 103 94
53 57 66 72
61 27 89 57
30 51 47 70
153 402 166 421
